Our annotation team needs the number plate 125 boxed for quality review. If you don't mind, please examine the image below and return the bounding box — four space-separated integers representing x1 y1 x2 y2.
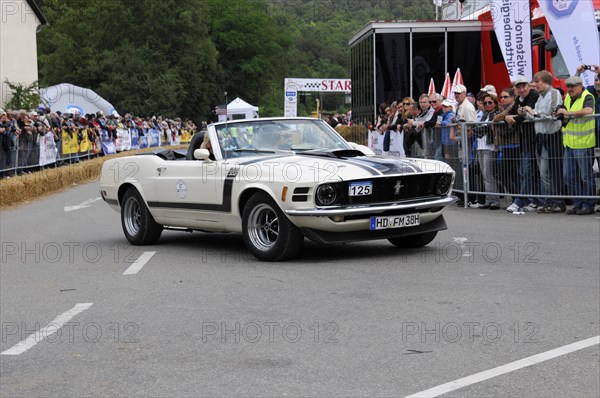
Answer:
349 181 372 196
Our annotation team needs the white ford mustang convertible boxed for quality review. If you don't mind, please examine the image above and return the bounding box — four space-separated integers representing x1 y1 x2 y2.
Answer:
100 117 455 261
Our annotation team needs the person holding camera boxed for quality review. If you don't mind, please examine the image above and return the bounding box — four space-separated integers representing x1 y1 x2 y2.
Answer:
504 77 541 213
521 70 565 213
576 65 600 212
555 75 596 215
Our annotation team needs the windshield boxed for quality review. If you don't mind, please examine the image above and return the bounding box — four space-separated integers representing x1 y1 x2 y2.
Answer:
212 119 352 159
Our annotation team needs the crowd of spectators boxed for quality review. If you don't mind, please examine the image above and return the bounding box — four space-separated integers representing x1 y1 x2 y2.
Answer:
327 110 352 127
373 64 600 214
0 108 199 178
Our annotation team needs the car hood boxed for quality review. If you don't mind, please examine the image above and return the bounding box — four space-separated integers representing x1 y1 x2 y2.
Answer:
233 150 454 182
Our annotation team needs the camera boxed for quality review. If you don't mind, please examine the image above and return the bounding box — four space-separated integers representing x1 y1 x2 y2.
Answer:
553 104 566 115
583 65 592 70
553 105 569 126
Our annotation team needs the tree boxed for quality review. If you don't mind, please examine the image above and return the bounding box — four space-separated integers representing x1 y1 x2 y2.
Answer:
3 80 45 111
35 0 436 119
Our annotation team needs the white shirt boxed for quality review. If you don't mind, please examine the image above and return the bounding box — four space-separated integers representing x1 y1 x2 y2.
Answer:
456 99 477 122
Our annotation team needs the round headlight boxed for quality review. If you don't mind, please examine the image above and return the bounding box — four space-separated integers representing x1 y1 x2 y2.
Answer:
316 184 337 206
436 174 452 195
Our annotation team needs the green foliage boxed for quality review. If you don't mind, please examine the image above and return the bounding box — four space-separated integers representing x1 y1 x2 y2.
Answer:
36 0 435 121
3 80 45 111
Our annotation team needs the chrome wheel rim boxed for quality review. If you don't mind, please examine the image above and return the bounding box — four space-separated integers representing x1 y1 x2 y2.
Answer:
248 204 279 251
123 196 142 236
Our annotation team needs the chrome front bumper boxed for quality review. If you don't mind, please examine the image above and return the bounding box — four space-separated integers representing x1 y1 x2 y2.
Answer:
285 196 457 217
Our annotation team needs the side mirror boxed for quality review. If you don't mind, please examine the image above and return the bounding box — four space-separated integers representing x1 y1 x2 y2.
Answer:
193 148 211 160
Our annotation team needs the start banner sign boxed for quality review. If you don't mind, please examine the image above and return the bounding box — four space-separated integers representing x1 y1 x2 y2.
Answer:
285 78 351 93
284 78 352 117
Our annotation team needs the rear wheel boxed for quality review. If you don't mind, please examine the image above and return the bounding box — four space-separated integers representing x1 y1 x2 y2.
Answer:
242 192 303 261
388 231 437 248
121 187 163 245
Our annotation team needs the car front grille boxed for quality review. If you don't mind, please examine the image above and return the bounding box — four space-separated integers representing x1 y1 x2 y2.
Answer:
340 175 440 206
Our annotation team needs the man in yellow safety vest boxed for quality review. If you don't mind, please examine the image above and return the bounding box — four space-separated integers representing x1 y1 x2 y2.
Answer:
555 76 596 215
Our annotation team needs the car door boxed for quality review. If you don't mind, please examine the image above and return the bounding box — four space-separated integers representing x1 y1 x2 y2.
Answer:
151 158 225 226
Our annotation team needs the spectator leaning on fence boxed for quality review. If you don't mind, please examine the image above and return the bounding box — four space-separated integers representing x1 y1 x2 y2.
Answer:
0 107 200 179
435 99 456 161
555 75 596 215
505 77 541 213
452 84 478 206
576 64 600 193
474 93 501 210
422 93 444 157
454 84 477 123
494 90 518 198
521 70 565 213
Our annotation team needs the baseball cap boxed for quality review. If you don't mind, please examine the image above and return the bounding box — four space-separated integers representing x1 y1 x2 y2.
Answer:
441 99 454 107
512 76 529 86
453 84 467 94
565 75 583 86
480 84 498 96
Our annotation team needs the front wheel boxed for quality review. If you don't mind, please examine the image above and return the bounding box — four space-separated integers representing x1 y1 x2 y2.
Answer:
242 192 304 261
388 231 437 248
121 187 163 245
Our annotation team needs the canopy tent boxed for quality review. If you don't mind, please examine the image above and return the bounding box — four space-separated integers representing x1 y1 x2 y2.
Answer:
39 83 119 116
216 97 259 122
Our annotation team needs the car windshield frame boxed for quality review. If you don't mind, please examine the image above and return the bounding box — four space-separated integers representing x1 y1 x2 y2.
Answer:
208 118 352 160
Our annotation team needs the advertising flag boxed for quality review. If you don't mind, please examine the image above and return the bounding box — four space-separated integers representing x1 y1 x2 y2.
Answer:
489 0 533 80
537 0 600 87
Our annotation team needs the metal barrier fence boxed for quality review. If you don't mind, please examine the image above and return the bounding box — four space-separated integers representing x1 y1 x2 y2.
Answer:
408 114 600 209
0 128 192 178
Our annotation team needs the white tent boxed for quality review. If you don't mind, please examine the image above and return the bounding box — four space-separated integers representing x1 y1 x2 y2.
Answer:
217 97 259 122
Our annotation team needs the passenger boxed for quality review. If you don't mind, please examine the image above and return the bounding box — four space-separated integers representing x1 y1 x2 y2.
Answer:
200 132 215 160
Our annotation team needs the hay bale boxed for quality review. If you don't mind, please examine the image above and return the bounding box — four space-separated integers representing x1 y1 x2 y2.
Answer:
335 125 368 145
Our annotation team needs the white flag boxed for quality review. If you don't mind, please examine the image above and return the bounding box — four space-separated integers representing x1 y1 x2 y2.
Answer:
489 0 533 81
537 0 600 87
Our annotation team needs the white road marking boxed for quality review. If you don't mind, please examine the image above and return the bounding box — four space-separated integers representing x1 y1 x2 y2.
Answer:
64 197 102 212
1 303 93 356
123 251 156 275
405 335 600 397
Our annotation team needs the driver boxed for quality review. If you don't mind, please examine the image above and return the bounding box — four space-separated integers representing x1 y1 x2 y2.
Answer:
275 130 294 149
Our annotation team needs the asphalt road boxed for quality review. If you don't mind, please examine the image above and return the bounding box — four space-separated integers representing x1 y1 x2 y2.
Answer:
1 180 599 397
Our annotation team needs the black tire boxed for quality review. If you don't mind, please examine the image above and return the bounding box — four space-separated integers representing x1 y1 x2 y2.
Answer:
242 192 304 261
388 231 437 248
121 187 163 245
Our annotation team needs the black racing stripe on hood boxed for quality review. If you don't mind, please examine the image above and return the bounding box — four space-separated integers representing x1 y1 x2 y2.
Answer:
344 157 423 174
297 154 382 176
334 158 383 176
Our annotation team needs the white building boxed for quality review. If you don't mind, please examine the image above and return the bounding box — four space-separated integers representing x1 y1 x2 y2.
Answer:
0 0 47 108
